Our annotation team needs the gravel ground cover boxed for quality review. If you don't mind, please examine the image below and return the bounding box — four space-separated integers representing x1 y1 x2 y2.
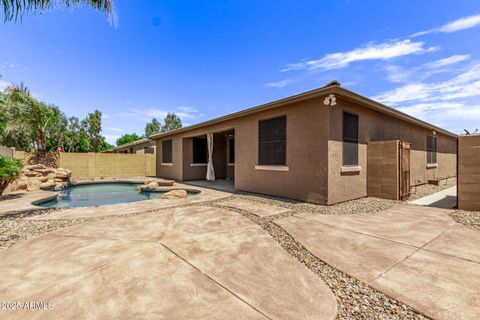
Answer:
206 199 427 320
450 209 480 230
233 192 397 216
408 177 456 201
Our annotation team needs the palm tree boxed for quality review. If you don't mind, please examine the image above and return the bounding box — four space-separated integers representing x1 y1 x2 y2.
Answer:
2 0 116 24
4 84 60 164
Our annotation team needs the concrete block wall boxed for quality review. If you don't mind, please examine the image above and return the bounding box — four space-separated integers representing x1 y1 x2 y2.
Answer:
458 136 480 211
14 152 156 178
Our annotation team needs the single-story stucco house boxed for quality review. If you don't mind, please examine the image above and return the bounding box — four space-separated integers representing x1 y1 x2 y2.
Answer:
151 81 457 205
112 138 156 154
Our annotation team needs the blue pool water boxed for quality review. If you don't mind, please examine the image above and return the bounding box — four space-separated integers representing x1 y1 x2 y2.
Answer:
36 183 197 208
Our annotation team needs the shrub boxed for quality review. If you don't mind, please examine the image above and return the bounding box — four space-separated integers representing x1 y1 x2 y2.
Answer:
0 156 23 196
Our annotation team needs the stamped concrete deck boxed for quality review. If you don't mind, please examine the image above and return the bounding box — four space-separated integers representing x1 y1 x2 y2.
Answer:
220 198 291 217
276 204 480 320
0 206 337 319
0 182 230 220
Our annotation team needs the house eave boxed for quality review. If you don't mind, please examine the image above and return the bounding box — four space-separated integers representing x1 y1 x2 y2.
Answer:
150 83 458 140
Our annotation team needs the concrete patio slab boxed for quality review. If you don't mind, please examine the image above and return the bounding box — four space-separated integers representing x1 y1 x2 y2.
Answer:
276 215 417 283
276 204 480 319
409 186 457 209
4 243 265 320
220 198 291 217
0 206 337 320
423 225 480 263
295 204 455 247
374 250 480 320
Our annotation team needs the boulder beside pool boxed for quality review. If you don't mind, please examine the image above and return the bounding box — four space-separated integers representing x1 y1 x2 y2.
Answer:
161 190 187 199
141 179 175 191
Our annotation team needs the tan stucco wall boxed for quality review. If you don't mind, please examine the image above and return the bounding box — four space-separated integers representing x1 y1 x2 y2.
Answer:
458 135 480 211
155 95 456 205
156 97 330 203
156 136 183 181
14 152 156 178
327 97 457 204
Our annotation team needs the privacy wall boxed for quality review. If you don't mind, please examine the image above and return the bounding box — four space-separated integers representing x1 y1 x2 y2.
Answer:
458 135 480 211
15 152 156 178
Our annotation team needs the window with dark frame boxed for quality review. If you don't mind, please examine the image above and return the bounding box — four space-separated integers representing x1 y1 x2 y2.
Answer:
229 138 235 164
258 116 286 166
162 139 172 163
427 135 437 164
342 112 359 166
193 137 208 163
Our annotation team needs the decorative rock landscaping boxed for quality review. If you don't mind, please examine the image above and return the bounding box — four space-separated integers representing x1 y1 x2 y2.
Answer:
451 209 480 230
10 164 72 192
138 178 175 191
162 189 188 199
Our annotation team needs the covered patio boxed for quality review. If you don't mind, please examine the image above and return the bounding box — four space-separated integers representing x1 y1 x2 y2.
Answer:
182 129 235 187
183 179 235 193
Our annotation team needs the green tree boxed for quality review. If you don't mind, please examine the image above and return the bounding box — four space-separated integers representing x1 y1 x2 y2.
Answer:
116 133 142 146
161 113 182 132
0 111 6 135
45 105 68 152
145 118 161 137
0 78 6 134
3 84 60 163
81 110 103 152
0 156 23 195
99 139 113 151
2 0 116 23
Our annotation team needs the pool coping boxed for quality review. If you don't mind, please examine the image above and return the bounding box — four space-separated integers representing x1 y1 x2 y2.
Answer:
32 180 204 208
0 178 232 220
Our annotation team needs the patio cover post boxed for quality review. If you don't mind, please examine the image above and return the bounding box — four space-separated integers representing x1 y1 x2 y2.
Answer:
206 133 215 181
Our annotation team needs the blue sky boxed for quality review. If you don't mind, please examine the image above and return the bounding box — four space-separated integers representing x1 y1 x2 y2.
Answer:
1 0 480 143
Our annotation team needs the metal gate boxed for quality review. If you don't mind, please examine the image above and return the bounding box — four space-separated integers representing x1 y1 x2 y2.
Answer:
399 141 411 201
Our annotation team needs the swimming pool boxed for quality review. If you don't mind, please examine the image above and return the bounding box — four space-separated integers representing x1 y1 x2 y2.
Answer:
36 183 198 208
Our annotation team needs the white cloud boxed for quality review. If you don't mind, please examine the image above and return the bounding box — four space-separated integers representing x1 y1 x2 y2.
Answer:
264 78 297 88
281 40 437 72
373 62 480 105
397 102 463 118
396 101 480 132
112 103 204 124
411 14 480 37
104 127 123 132
265 39 438 88
422 54 470 69
384 54 470 84
103 134 121 145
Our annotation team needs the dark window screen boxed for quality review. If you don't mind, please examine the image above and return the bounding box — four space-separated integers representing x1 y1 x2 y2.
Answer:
229 139 235 163
162 140 172 163
258 116 286 165
342 112 359 166
427 135 437 164
193 137 207 163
